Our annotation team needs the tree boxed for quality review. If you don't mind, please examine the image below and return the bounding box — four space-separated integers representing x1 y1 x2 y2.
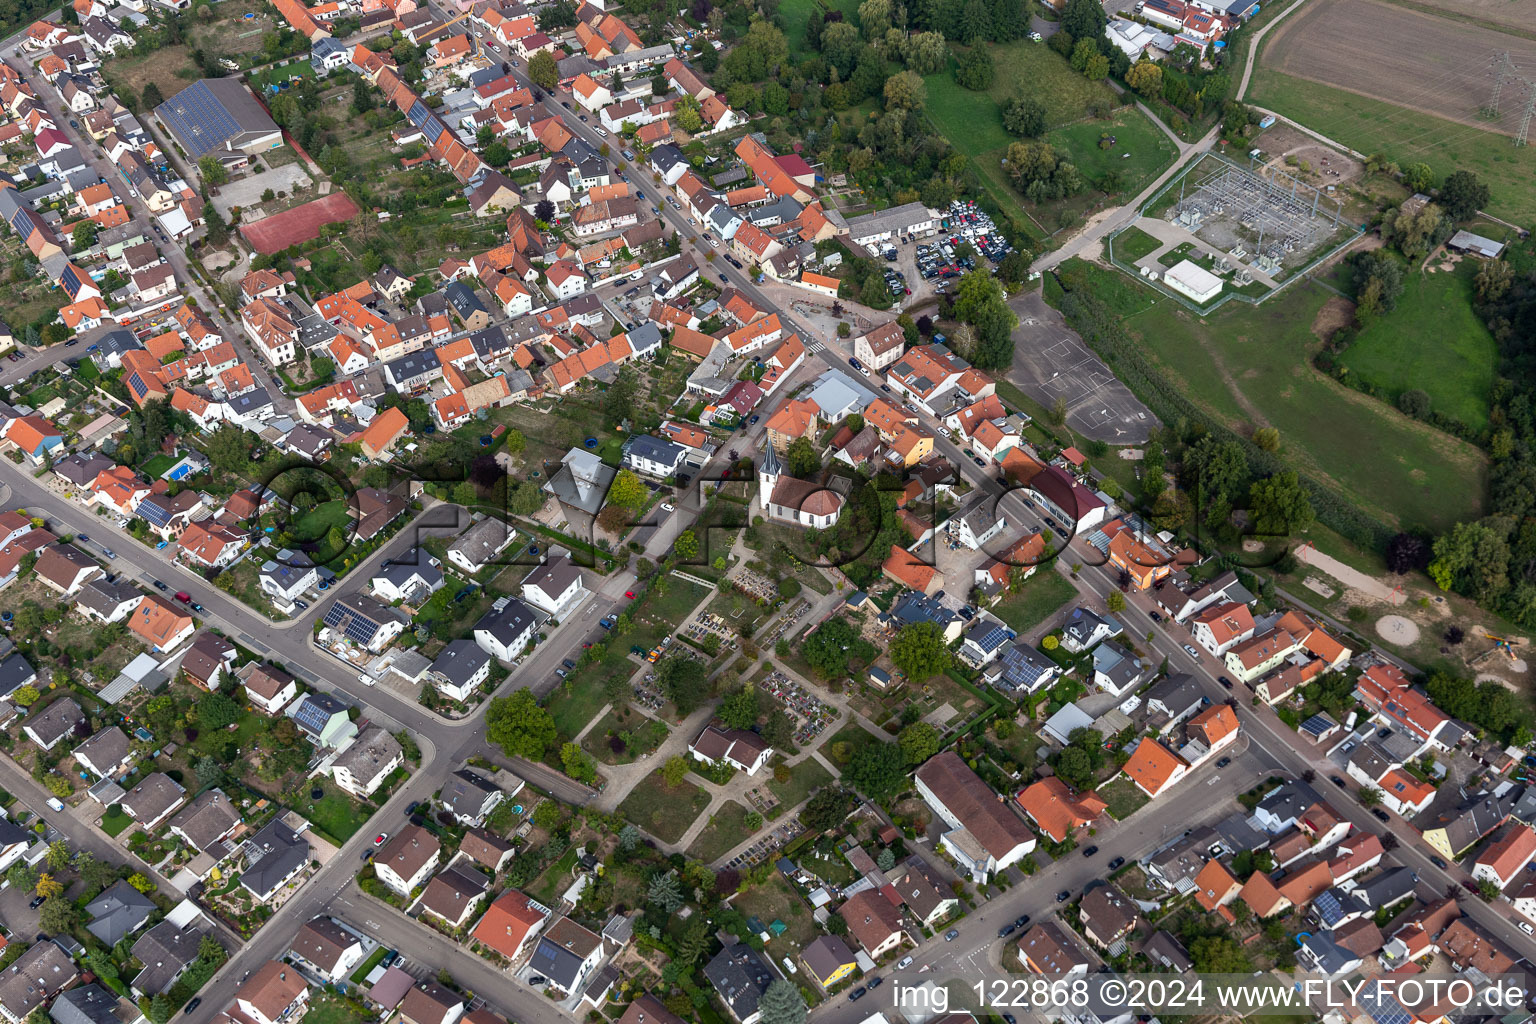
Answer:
1106 589 1125 613
140 81 164 111
1003 96 1047 137
560 743 597 784
844 742 909 802
44 841 70 873
6 864 35 891
146 996 174 1024
1249 471 1314 535
605 365 640 425
903 31 949 74
1052 746 1094 789
534 199 555 222
674 530 699 561
744 810 764 831
197 155 229 187
648 869 684 913
801 788 852 831
657 655 709 714
1184 435 1249 516
1402 162 1436 194
127 872 156 893
618 824 641 852
486 690 557 760
528 49 558 91
199 691 240 730
762 710 795 748
955 46 994 90
1386 532 1428 574
1400 389 1431 423
952 269 1017 369
1126 59 1162 98
10 686 38 707
890 621 951 681
1351 249 1405 319
606 469 648 514
1439 170 1489 221
958 0 991 43
783 437 821 477
76 852 116 892
876 846 897 870
898 722 941 764
757 979 807 1024
883 70 926 111
34 873 63 898
1358 786 1382 807
71 221 97 251
532 800 562 830
39 896 77 934
718 685 761 730
1060 0 1106 40
1429 520 1511 602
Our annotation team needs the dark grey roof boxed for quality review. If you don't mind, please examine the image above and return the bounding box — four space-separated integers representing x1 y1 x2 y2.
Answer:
704 943 776 1021
467 324 510 360
624 434 686 467
441 769 500 819
168 788 240 849
240 818 310 900
53 452 114 486
473 598 535 650
384 350 440 384
131 920 215 996
155 79 279 158
0 653 36 700
121 772 184 824
373 549 444 593
443 281 487 317
990 641 1056 694
330 726 402 785
431 639 491 687
75 577 142 620
49 983 129 1024
84 880 156 945
887 591 957 630
227 387 273 416
25 698 84 746
0 942 74 1020
75 726 131 777
1354 866 1419 910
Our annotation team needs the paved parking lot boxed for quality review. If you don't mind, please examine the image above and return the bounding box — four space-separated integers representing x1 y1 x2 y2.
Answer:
1006 290 1155 443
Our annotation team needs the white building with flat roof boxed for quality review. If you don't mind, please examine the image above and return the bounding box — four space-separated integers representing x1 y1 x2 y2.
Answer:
1163 260 1223 303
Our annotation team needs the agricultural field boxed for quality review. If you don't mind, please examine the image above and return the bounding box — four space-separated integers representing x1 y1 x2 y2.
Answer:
1336 258 1498 432
1250 0 1536 222
1053 261 1487 534
1377 0 1536 36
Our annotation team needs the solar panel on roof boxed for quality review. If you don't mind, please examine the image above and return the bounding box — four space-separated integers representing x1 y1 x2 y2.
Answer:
158 81 246 158
61 264 83 297
973 624 1008 650
1313 890 1342 925
293 697 333 731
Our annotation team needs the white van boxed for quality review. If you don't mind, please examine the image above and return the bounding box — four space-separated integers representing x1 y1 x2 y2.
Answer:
46 798 64 812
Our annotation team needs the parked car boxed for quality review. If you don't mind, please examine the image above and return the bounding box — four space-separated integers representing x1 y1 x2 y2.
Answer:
1330 775 1347 788
294 600 309 611
1216 756 1231 768
1055 890 1070 902
848 988 866 1002
152 580 168 591
174 591 192 603
944 929 959 941
1430 855 1448 869
374 833 388 846
1219 676 1233 689
28 895 44 909
46 797 64 813
867 976 882 990
183 1000 201 1015
1183 644 1200 658
1014 915 1030 929
1107 856 1125 870
1082 845 1098 857
998 923 1016 938
1372 808 1391 823
896 956 914 969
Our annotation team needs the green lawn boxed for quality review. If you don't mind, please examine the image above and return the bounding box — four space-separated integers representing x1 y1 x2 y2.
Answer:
100 805 132 837
766 757 833 810
349 947 388 984
617 771 712 844
293 499 353 542
990 569 1079 634
1247 69 1536 224
1099 777 1150 820
581 706 669 765
1055 260 1486 534
686 800 758 863
297 779 374 845
1337 260 1497 432
301 991 371 1024
1047 108 1177 198
1114 226 1165 263
139 453 177 479
924 41 1122 157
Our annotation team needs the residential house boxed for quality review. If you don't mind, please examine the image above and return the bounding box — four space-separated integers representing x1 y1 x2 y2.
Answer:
703 944 779 1024
1016 777 1107 843
240 819 311 902
527 917 605 997
688 725 772 776
75 726 134 779
375 825 441 896
913 751 1035 882
440 769 504 826
417 864 489 930
471 890 552 963
291 917 364 983
120 772 185 829
1079 883 1139 948
327 726 403 799
168 788 241 851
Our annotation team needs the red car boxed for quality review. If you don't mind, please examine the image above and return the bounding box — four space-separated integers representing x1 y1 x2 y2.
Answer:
625 590 635 598
174 591 192 603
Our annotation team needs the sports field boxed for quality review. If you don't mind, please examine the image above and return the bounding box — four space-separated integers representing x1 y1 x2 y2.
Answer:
1337 259 1497 432
1058 261 1486 533
241 193 361 254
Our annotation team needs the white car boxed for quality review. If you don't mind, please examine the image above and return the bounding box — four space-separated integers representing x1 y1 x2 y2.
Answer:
660 502 674 512
594 127 607 137
1183 644 1200 659
707 237 718 247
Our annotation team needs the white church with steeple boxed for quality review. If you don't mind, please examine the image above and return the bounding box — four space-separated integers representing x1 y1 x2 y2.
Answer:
756 444 846 530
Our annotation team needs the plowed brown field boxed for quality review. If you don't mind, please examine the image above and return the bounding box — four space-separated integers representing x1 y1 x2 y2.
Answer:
1261 0 1536 136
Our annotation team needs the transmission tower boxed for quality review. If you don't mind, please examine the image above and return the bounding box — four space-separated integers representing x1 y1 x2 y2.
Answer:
1518 80 1536 146
1490 51 1518 117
